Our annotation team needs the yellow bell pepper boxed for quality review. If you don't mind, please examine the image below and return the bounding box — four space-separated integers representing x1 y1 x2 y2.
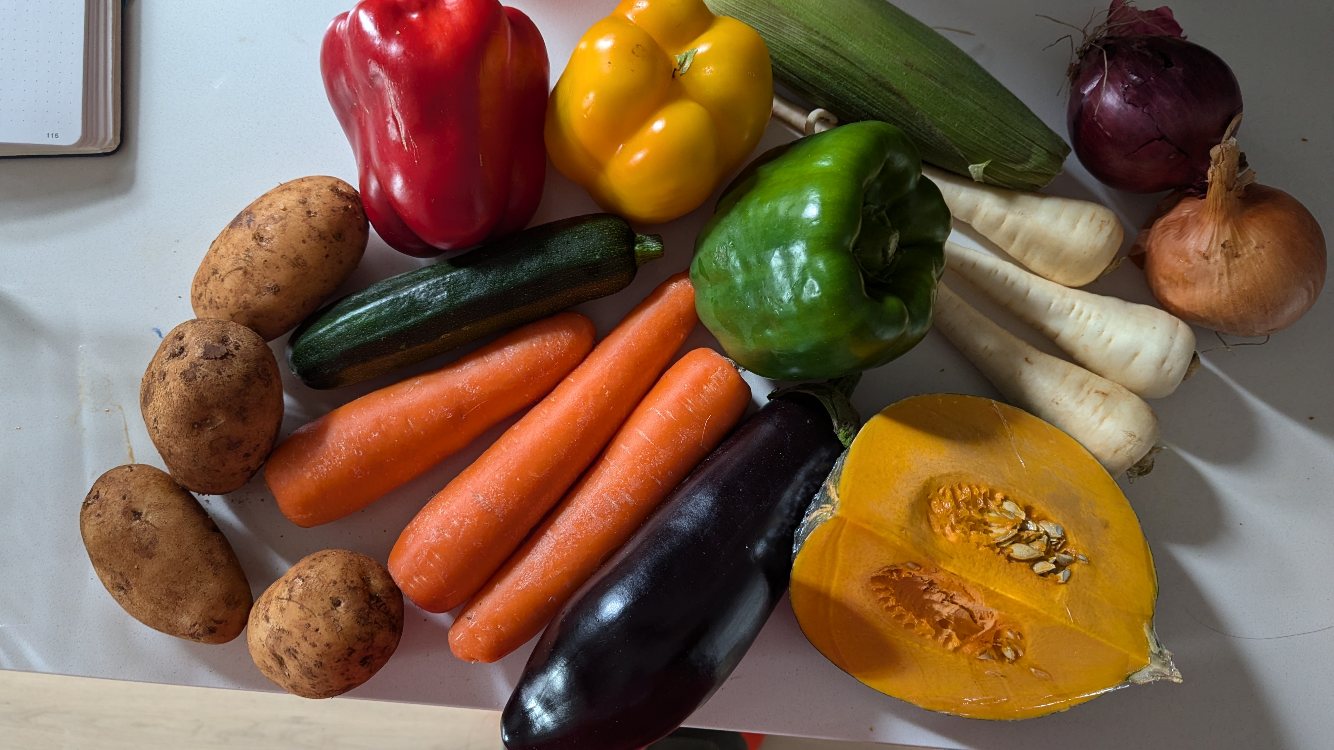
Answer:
545 0 774 224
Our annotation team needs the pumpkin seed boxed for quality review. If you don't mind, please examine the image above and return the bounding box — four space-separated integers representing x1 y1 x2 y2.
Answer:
952 490 1089 582
1001 646 1018 662
1038 521 1065 538
1007 543 1042 561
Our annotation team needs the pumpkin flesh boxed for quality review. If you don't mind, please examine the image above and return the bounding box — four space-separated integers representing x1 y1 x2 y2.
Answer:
790 394 1176 719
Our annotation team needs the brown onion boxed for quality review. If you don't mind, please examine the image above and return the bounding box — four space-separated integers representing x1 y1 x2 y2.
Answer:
1140 133 1326 336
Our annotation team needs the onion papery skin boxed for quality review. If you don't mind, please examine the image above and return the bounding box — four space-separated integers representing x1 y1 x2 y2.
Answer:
1143 185 1326 336
1068 36 1243 193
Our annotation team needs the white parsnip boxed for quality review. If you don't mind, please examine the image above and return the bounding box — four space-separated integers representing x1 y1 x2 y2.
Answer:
925 166 1123 288
944 241 1196 399
933 283 1159 476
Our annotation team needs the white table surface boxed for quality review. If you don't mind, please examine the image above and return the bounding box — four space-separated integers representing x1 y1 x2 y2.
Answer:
3 1 1332 748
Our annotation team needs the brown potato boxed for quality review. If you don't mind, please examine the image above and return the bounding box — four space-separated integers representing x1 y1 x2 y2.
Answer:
140 318 283 494
80 464 252 643
191 175 368 341
247 549 404 699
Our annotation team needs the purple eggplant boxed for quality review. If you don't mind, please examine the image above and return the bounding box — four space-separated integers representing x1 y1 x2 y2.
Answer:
501 389 850 750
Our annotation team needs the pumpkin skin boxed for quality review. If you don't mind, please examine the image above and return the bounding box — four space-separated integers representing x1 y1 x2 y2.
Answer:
790 393 1177 720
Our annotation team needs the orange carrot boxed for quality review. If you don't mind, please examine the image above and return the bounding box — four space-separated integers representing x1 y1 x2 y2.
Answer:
389 273 698 613
264 312 596 528
448 347 752 662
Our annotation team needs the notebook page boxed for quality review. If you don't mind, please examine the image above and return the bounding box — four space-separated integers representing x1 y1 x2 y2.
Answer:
0 0 87 146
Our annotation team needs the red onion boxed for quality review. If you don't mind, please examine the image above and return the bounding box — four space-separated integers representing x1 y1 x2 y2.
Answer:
1067 1 1243 193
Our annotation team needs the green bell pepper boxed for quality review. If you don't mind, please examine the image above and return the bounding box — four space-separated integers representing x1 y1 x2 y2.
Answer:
690 120 950 380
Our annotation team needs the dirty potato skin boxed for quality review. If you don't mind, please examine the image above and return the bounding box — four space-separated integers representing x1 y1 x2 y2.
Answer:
248 550 404 699
191 176 368 341
140 318 284 494
80 464 252 643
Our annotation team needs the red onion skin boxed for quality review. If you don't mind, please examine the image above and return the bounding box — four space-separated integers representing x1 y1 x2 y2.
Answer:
1068 36 1243 193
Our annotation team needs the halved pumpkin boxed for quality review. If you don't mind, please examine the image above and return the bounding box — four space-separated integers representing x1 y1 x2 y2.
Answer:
790 393 1178 720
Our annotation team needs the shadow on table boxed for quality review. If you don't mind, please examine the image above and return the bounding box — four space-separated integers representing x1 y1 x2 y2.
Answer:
1124 448 1227 549
1191 311 1334 443
1155 359 1262 466
894 546 1285 750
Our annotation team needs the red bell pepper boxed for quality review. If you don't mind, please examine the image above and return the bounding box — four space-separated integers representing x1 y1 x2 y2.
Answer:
321 0 549 257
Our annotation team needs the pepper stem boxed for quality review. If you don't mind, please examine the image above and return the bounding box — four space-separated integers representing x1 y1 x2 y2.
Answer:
633 233 665 266
673 48 699 78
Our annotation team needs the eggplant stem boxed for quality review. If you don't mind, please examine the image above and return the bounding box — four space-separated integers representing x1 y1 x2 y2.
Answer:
770 375 863 448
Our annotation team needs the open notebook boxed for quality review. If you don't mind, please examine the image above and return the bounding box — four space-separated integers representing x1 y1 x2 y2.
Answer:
0 0 122 157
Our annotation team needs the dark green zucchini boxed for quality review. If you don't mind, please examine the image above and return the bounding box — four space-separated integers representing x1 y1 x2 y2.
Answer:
288 214 663 388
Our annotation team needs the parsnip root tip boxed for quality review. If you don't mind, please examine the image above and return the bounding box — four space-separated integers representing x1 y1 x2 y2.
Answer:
1126 445 1164 480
